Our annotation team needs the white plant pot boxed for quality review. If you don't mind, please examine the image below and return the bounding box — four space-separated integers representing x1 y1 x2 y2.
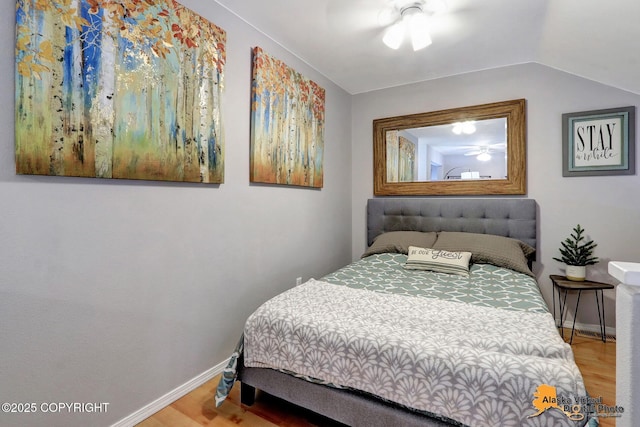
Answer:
566 265 586 281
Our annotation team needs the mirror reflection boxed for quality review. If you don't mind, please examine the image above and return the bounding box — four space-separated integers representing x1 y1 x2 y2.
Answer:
373 98 526 196
386 117 507 182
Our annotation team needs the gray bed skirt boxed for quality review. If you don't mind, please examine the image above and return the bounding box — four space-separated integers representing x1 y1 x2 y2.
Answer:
239 366 455 427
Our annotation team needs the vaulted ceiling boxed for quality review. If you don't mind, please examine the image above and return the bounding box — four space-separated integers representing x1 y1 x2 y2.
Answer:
215 0 640 95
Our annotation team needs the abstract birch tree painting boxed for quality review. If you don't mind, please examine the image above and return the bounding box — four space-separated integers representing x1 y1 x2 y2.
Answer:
250 47 325 188
15 0 226 183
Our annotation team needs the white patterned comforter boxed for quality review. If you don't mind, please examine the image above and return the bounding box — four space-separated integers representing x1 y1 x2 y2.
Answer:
244 279 589 427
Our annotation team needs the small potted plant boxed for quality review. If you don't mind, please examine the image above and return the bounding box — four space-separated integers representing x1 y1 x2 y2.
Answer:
553 224 599 281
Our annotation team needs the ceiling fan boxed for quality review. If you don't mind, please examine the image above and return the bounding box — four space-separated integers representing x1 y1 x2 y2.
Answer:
463 143 505 155
377 0 449 50
463 143 506 161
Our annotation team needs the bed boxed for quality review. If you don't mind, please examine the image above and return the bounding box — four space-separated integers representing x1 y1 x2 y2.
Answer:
216 198 596 427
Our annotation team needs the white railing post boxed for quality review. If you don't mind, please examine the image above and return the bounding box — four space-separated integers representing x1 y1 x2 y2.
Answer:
609 261 640 427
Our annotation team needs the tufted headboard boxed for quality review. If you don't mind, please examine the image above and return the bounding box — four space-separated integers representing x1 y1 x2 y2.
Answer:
367 198 537 253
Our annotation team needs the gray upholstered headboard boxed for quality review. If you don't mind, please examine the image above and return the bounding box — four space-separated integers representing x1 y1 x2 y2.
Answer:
367 198 537 252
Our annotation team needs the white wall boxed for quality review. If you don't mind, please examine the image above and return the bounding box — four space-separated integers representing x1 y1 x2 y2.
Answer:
0 2 352 426
352 63 640 332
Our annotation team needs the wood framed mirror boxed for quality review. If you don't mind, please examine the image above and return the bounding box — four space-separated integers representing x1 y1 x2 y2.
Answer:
373 99 526 196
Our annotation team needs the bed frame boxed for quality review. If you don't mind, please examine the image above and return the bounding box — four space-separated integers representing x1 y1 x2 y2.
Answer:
239 198 538 427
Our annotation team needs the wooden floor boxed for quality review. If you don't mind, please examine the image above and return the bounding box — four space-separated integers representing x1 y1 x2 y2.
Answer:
138 330 616 427
570 330 616 427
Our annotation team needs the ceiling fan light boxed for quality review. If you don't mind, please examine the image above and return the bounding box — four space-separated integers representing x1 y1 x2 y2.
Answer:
383 21 404 49
408 11 431 51
411 28 432 51
381 1 448 50
477 152 491 162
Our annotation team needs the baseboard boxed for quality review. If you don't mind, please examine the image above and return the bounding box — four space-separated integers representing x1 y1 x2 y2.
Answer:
558 320 616 338
110 359 229 427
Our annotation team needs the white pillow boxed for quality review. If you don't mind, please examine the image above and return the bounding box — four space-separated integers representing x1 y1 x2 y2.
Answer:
404 246 472 276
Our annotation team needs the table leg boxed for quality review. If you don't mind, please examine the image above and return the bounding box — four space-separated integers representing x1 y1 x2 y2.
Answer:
569 290 582 344
553 283 557 328
559 288 569 340
596 289 606 343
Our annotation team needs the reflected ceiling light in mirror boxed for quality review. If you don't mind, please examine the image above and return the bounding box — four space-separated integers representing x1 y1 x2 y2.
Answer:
477 149 491 162
382 1 447 51
452 120 476 135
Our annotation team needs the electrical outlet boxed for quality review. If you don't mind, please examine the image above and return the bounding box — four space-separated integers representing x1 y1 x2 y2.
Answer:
296 277 303 286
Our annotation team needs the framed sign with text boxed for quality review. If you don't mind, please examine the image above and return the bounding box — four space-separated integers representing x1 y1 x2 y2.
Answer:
562 106 635 176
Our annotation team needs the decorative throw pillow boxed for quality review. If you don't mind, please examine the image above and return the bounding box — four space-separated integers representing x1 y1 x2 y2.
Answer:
404 246 472 276
432 231 535 277
362 231 439 258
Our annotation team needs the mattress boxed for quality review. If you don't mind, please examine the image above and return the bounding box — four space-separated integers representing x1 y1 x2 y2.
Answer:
217 254 594 427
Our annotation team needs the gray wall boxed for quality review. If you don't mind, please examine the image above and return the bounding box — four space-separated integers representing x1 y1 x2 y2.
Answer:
352 62 640 332
0 2 352 426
